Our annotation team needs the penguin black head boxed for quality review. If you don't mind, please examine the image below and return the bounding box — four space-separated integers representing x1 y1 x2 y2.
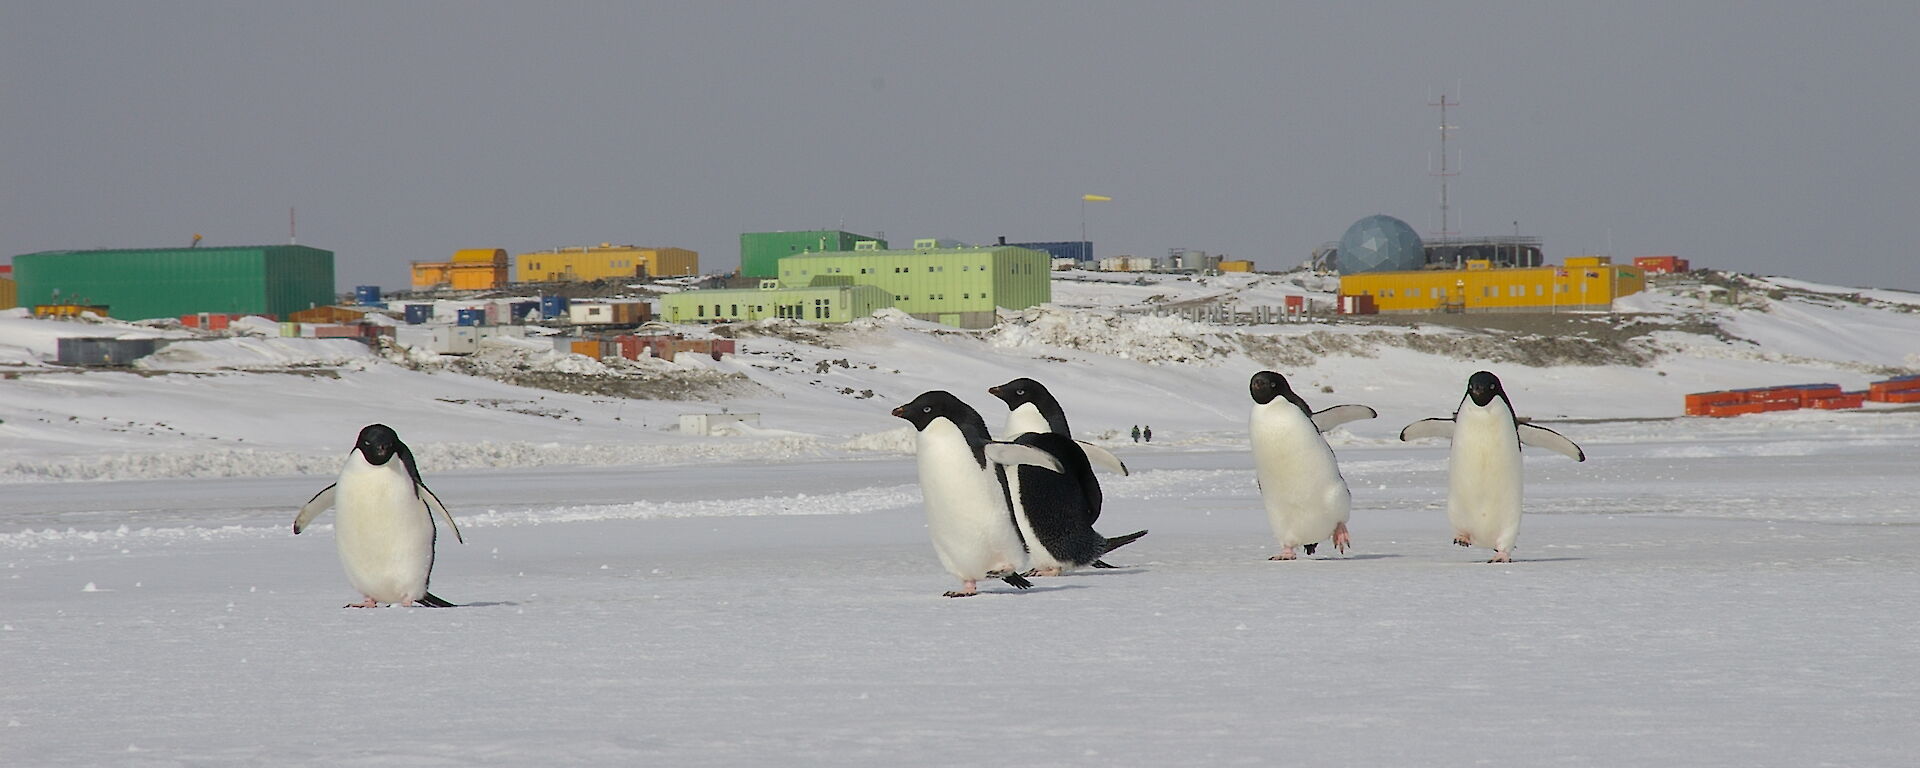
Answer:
988 377 1056 410
1466 370 1505 408
1249 370 1312 416
891 391 987 436
988 377 1071 435
355 423 404 466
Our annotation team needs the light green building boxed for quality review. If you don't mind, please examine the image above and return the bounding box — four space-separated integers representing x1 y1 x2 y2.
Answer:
777 240 1050 328
659 282 895 324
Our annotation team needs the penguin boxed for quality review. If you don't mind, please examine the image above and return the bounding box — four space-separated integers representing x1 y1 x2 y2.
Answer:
1399 370 1585 563
293 424 464 607
893 390 1069 597
1247 371 1377 560
987 378 1146 574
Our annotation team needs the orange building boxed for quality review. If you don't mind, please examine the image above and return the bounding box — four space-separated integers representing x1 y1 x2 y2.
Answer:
410 249 509 290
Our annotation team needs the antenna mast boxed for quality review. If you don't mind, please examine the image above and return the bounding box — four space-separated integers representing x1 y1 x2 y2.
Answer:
1428 90 1459 244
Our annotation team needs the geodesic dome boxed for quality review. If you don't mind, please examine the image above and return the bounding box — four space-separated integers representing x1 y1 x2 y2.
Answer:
1337 215 1424 274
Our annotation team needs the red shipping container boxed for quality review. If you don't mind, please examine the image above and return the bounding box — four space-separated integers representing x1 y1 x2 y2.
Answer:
1882 389 1920 404
1808 395 1865 410
1706 402 1768 417
1684 391 1740 415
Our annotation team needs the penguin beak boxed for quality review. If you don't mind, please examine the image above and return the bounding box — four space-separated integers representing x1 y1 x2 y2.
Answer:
987 386 1002 396
890 406 907 419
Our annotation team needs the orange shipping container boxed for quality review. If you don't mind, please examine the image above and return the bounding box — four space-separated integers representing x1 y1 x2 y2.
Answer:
570 340 602 358
1705 402 1768 417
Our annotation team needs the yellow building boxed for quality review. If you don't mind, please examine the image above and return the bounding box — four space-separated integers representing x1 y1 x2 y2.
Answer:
0 270 16 309
1218 259 1255 273
516 244 699 283
410 248 509 291
1338 256 1644 313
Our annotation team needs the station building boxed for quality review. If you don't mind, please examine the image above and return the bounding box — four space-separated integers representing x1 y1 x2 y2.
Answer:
10 245 334 320
410 248 509 291
1338 256 1645 313
661 239 1050 328
739 230 886 278
515 244 698 283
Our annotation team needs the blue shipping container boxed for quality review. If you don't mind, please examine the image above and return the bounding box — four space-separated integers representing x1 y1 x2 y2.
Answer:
540 295 570 318
404 304 432 324
354 285 382 305
456 308 486 327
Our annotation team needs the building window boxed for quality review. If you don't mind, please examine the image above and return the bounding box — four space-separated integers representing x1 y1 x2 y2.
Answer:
730 304 738 316
696 305 705 317
1483 287 1496 297
1510 285 1523 297
1536 286 1544 296
1431 287 1443 299
962 265 970 271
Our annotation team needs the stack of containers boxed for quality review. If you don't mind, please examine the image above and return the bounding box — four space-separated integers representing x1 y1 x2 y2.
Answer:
1868 375 1920 403
1684 383 1861 417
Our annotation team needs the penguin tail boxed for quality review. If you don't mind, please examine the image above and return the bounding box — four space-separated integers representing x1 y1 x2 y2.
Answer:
1101 530 1149 554
1303 543 1319 556
417 592 457 608
1001 573 1034 590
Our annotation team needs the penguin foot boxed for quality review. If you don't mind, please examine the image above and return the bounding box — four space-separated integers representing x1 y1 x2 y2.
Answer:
944 580 979 598
1453 534 1473 547
1333 522 1352 554
344 597 380 609
943 590 979 598
1021 567 1064 578
1488 551 1513 563
1269 548 1298 561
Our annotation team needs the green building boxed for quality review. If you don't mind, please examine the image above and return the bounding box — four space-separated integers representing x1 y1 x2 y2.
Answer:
739 230 887 279
11 245 335 320
659 282 894 324
778 240 1050 328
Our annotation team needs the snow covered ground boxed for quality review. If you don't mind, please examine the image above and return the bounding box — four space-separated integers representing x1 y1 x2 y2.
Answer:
3 273 1918 765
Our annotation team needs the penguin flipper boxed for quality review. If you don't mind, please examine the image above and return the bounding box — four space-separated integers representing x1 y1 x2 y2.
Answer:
1518 423 1586 461
984 443 1066 474
292 484 337 534
417 483 465 544
1399 418 1456 442
1311 404 1379 433
417 592 457 608
1075 441 1130 476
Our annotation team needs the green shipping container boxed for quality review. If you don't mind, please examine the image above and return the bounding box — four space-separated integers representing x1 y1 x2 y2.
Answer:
11 245 335 320
738 230 886 279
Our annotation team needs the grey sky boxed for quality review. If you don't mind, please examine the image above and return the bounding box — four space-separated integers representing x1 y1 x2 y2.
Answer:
6 2 1917 291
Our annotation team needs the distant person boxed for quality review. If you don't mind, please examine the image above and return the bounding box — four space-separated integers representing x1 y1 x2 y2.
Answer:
1131 425 1141 443
1144 425 1153 443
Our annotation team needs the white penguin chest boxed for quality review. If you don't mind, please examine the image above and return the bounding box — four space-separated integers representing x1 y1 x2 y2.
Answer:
1251 404 1342 489
1003 404 1052 439
333 458 435 599
915 422 1004 521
